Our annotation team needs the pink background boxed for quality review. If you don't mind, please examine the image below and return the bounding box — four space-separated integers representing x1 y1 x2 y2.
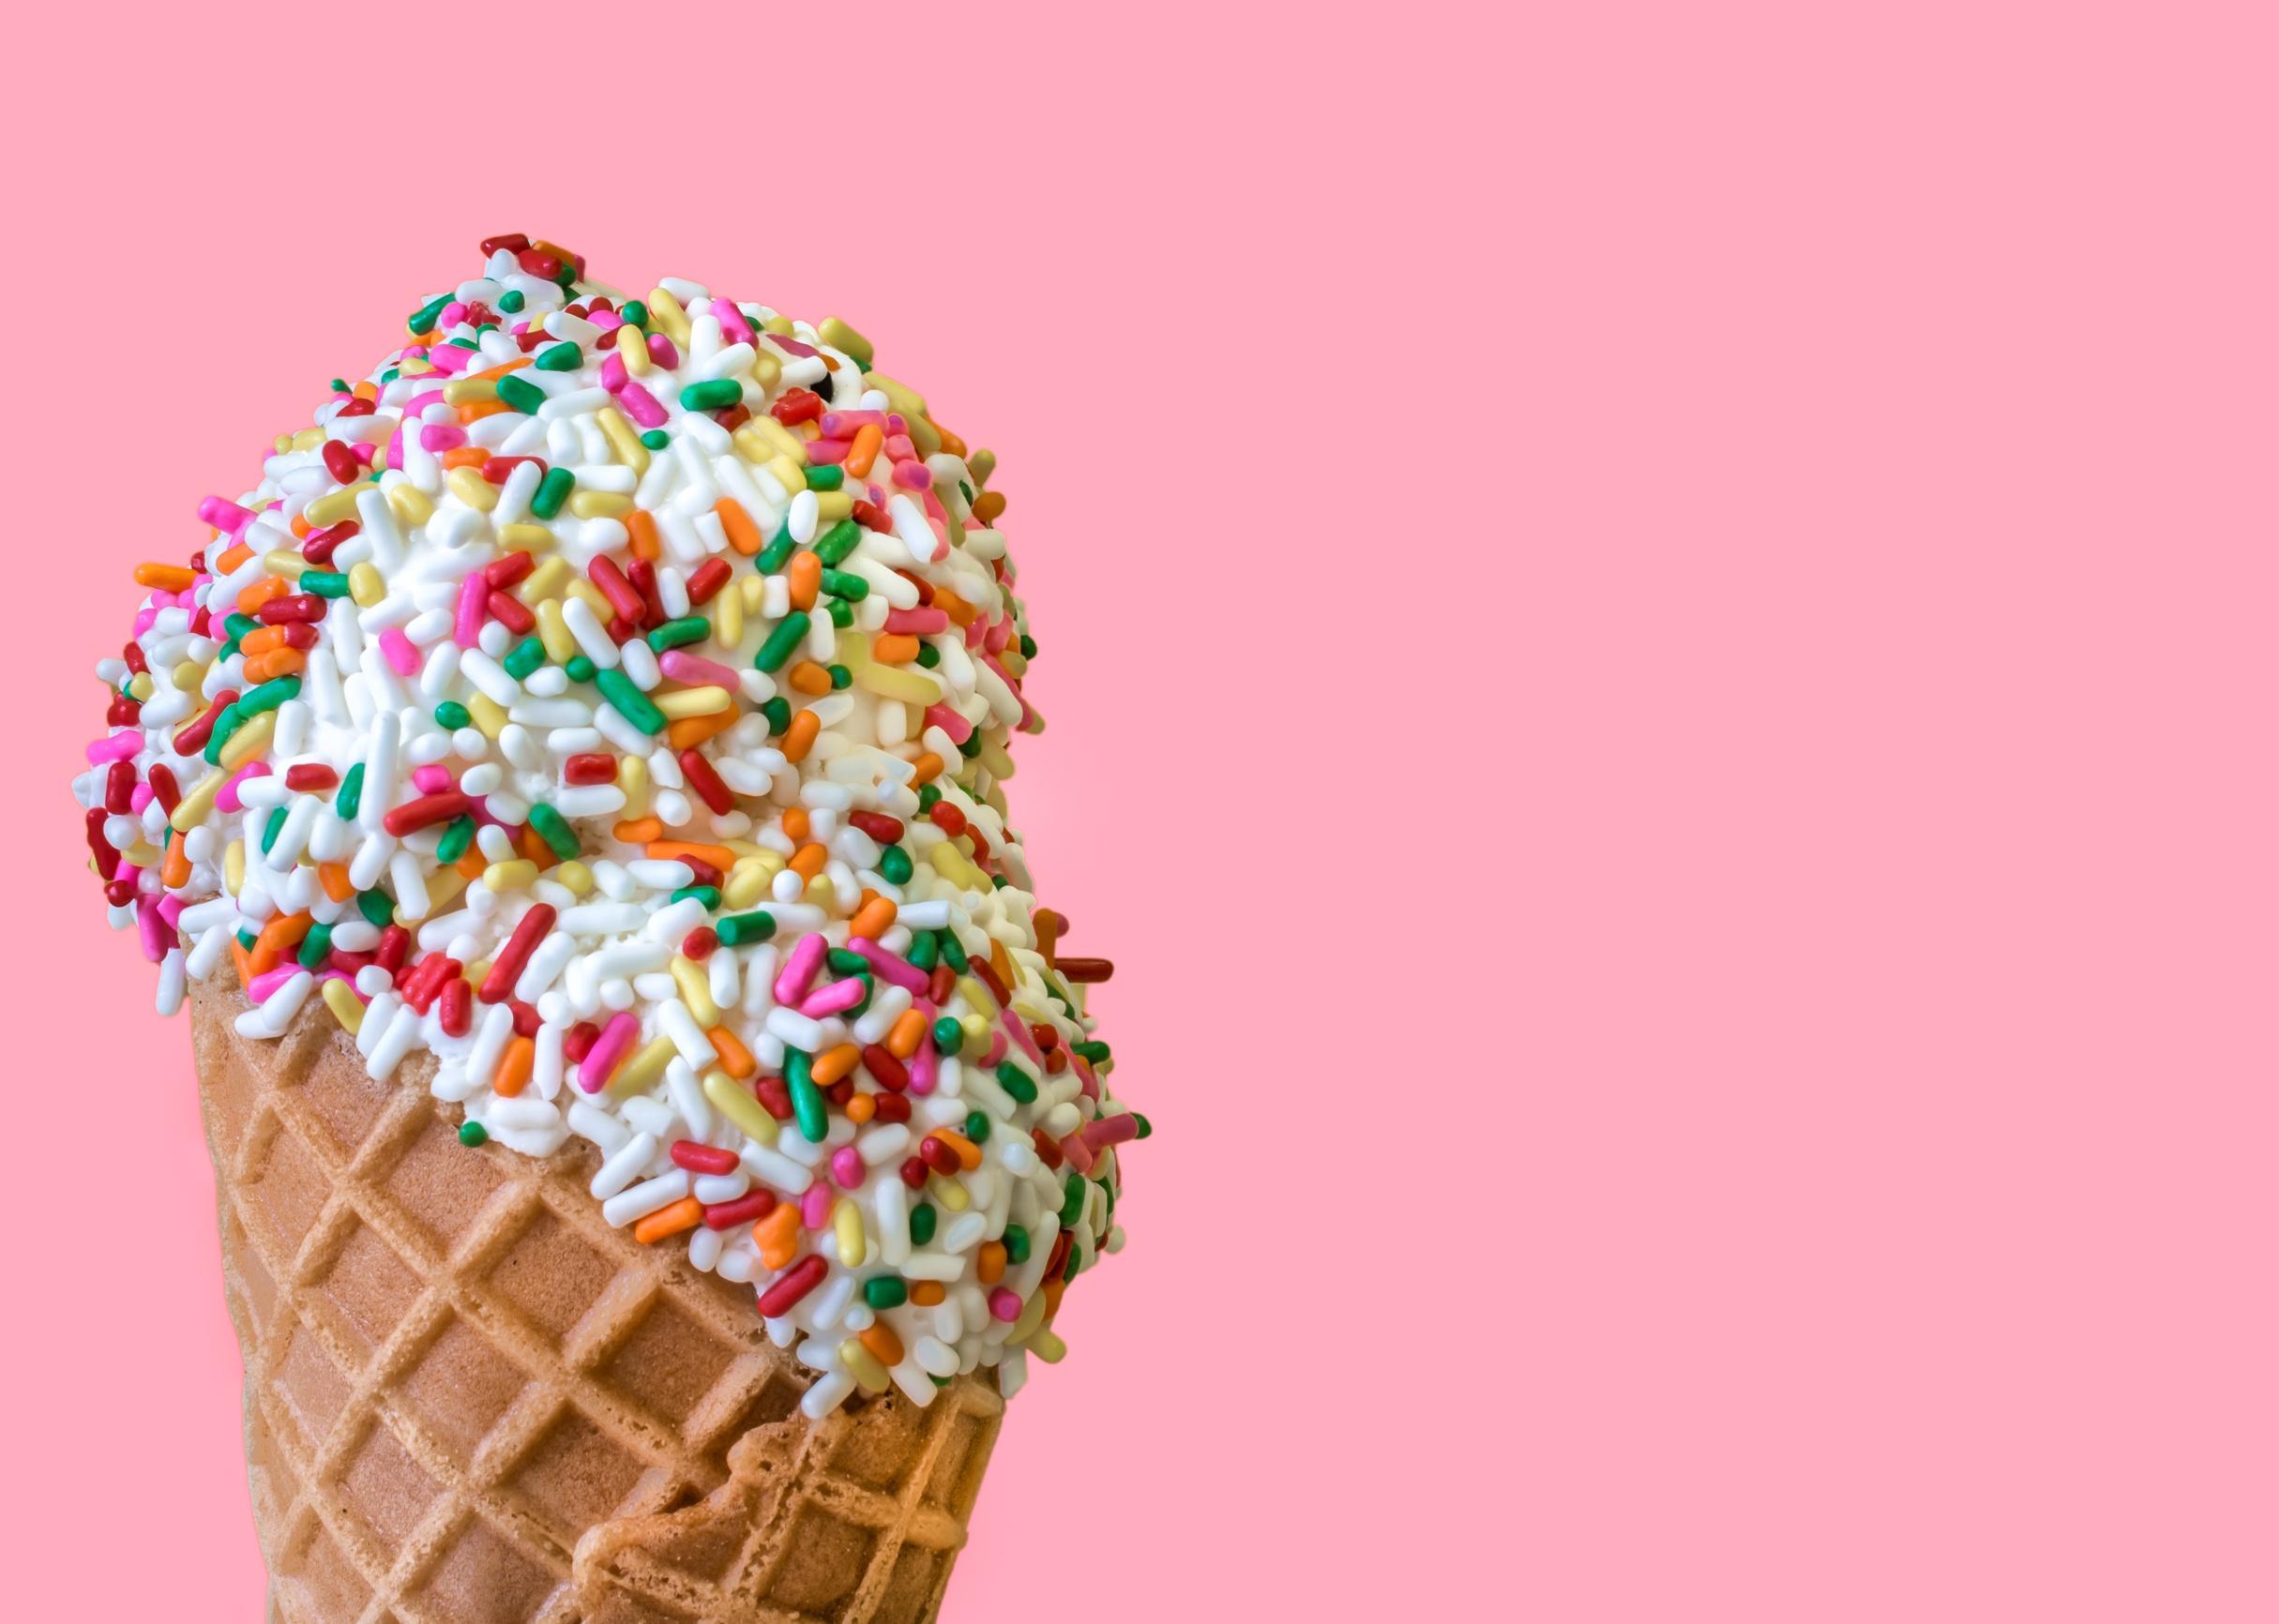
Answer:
8 5 2278 1620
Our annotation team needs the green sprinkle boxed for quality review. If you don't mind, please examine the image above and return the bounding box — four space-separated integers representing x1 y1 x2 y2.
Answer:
531 465 575 519
931 1016 962 1055
357 889 393 927
804 464 845 491
338 762 365 820
680 379 743 411
1132 1113 1153 1139
826 948 868 976
786 1049 828 1142
620 299 647 327
594 668 665 731
879 845 913 884
235 928 257 951
998 1062 1038 1105
303 570 351 597
936 928 967 971
916 784 943 813
717 910 777 946
329 378 350 394
813 519 862 565
203 705 244 764
825 597 853 628
261 804 288 853
1073 1040 1110 1064
1004 1224 1031 1264
566 654 597 683
670 884 722 909
296 923 333 970
459 1120 489 1147
499 289 525 314
756 525 796 572
827 663 853 690
862 1276 908 1310
436 814 475 864
1060 1172 1087 1226
963 1110 991 1143
238 675 301 716
818 568 868 601
408 294 450 334
647 616 709 652
495 372 548 415
536 341 581 371
503 637 547 680
759 697 792 734
754 611 810 673
1019 634 1038 658
433 700 471 731
914 642 941 669
958 729 985 759
528 802 580 860
910 1202 937 1246
907 932 939 971
639 429 670 451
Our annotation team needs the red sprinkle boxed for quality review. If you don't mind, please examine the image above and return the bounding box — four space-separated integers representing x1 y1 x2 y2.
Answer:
847 811 905 844
438 976 472 1037
285 764 339 791
862 1045 910 1092
564 753 617 786
382 790 471 836
702 1188 778 1230
670 1140 740 1175
682 926 717 960
755 1254 828 1317
679 748 732 816
479 904 555 1004
686 558 732 604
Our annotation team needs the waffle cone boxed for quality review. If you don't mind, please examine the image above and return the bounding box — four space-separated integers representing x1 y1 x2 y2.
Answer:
189 982 1004 1624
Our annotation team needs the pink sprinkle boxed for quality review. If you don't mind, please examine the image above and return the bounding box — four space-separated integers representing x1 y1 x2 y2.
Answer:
1060 1133 1096 1175
805 438 853 465
988 1287 1023 1323
800 1183 834 1228
891 459 931 491
1073 1054 1100 1101
131 607 159 638
658 649 739 688
599 351 627 392
923 703 973 744
197 496 254 534
440 301 467 327
378 625 420 676
908 1039 939 1096
247 965 302 1002
819 411 885 437
983 615 1013 654
157 895 187 929
798 977 868 1019
129 784 153 815
85 730 141 765
412 764 454 794
590 309 626 332
454 571 486 647
963 616 987 650
1003 1009 1045 1067
846 938 928 996
979 1029 1008 1071
775 933 826 1005
921 487 950 527
427 344 474 375
883 607 948 636
136 899 168 964
646 332 679 368
216 762 269 814
829 1145 864 1189
419 422 467 452
618 381 667 429
1081 1114 1140 1150
578 1011 640 1092
403 389 446 415
711 299 755 346
883 433 915 462
769 332 818 358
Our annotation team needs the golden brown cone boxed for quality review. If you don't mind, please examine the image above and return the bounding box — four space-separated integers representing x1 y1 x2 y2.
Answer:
190 981 1002 1623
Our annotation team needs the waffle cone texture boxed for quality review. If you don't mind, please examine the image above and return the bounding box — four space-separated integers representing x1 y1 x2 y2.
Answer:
189 982 1004 1624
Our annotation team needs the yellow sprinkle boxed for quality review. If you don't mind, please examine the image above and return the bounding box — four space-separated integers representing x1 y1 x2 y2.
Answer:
736 414 807 464
218 712 275 772
168 661 204 695
348 562 385 608
966 448 996 485
853 661 941 706
443 378 497 406
517 554 573 607
446 467 498 511
722 856 777 910
833 1198 867 1268
929 1174 971 1212
223 839 245 895
703 1068 778 1145
959 1011 990 1047
957 973 999 1019
608 1035 676 1097
172 770 225 832
1010 1288 1049 1342
398 356 433 377
815 490 854 521
484 859 538 892
740 574 766 612
554 860 594 896
646 286 692 346
317 979 364 1034
930 842 987 893
566 490 633 519
653 685 732 719
865 373 941 457
566 579 614 624
748 347 782 391
302 486 360 527
500 522 556 555
288 428 325 452
125 671 155 702
805 872 836 911
536 599 577 663
261 549 307 580
762 314 794 336
839 1337 889 1392
467 691 506 740
428 865 469 910
671 955 720 1026
385 482 433 527
120 841 161 868
714 573 743 645
613 323 650 377
763 454 808 500
616 754 649 816
975 732 1016 781
817 317 873 367
595 404 650 471
1025 1328 1069 1363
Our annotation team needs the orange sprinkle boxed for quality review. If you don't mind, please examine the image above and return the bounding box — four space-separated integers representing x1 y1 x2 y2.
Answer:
844 1093 877 1125
781 710 820 763
849 896 897 941
909 751 944 787
646 840 736 870
519 824 556 865
934 425 968 458
811 1044 862 1085
238 625 288 655
440 445 489 470
845 422 884 479
885 1009 928 1059
457 398 511 424
989 937 1017 995
972 489 1006 523
161 831 192 889
613 817 665 844
858 1321 904 1368
134 563 196 592
666 709 738 750
634 1196 704 1244
976 1241 1007 1286
455 847 487 880
871 634 921 665
626 507 661 561
290 515 311 538
931 1129 982 1171
229 936 255 988
787 660 833 696
249 910 312 976
235 575 288 616
787 550 821 611
706 1025 757 1078
716 497 762 556
215 543 252 573
353 380 379 400
788 841 828 880
317 863 355 903
910 1281 946 1308
932 587 977 626
780 806 810 843
242 648 307 684
494 1036 535 1098
754 1203 802 1269
1042 1276 1067 1317
469 357 535 381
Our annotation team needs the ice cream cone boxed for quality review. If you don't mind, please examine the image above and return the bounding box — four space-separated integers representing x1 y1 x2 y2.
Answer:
192 981 1003 1624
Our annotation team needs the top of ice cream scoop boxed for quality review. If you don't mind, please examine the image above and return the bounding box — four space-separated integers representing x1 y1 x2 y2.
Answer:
73 233 1144 1418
